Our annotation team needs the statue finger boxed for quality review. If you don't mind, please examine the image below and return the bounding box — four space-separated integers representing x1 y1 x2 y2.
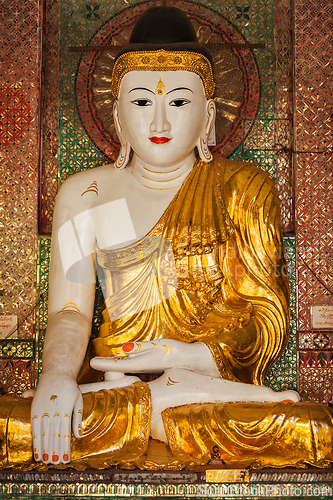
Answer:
50 411 61 464
91 353 166 373
41 412 51 463
90 356 128 372
72 391 83 439
31 413 41 461
122 341 160 354
61 411 71 463
22 388 36 399
91 355 142 372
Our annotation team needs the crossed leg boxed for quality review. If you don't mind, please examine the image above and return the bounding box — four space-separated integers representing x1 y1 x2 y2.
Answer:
148 368 300 442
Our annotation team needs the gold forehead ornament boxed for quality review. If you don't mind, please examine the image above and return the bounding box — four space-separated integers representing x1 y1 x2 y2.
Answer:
155 79 166 95
111 49 215 99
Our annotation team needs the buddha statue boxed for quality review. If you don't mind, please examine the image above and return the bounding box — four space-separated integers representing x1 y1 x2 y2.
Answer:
1 6 332 471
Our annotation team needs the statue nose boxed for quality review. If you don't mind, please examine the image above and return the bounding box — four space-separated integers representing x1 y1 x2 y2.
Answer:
149 100 171 133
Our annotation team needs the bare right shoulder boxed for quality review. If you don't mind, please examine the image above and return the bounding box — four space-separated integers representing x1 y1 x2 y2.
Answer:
54 163 125 219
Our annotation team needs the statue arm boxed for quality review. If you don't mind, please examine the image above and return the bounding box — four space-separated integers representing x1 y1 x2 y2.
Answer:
31 176 96 465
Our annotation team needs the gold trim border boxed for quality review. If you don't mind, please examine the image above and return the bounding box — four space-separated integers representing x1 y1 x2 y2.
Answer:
0 481 332 497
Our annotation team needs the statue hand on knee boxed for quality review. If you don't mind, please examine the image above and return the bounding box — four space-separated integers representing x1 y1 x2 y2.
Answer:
31 372 83 465
90 339 221 377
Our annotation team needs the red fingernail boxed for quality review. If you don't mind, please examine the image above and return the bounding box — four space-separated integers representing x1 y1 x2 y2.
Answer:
123 342 135 352
34 453 39 460
42 453 49 461
78 429 82 436
282 399 294 403
52 454 59 462
63 453 69 461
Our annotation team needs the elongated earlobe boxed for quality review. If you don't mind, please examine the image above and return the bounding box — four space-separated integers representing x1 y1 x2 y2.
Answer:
197 135 213 162
197 99 216 163
113 100 131 170
114 141 131 170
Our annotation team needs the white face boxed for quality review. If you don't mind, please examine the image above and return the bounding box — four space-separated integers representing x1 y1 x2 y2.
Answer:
115 70 209 168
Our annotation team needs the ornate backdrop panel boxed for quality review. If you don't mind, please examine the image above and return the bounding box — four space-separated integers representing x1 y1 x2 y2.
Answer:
295 0 333 405
0 0 41 394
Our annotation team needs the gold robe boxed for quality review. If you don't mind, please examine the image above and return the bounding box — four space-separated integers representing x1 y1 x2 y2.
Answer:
93 157 289 385
1 158 332 470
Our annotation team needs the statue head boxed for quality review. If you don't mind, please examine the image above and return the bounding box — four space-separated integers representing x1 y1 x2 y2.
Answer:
111 6 216 169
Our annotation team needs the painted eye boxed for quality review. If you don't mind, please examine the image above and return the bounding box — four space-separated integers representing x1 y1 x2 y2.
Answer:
169 98 191 107
131 98 153 107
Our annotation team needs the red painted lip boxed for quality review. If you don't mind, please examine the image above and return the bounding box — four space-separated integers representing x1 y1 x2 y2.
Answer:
149 137 171 144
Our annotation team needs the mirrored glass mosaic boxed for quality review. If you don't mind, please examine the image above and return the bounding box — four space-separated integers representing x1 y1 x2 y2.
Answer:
294 0 333 404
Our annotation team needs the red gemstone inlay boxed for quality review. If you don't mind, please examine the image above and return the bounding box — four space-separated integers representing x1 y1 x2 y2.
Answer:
52 453 59 462
34 453 39 460
63 453 69 461
122 342 135 353
42 453 49 462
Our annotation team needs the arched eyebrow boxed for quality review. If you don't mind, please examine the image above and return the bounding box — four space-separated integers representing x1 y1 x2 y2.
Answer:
128 87 154 94
166 87 193 95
